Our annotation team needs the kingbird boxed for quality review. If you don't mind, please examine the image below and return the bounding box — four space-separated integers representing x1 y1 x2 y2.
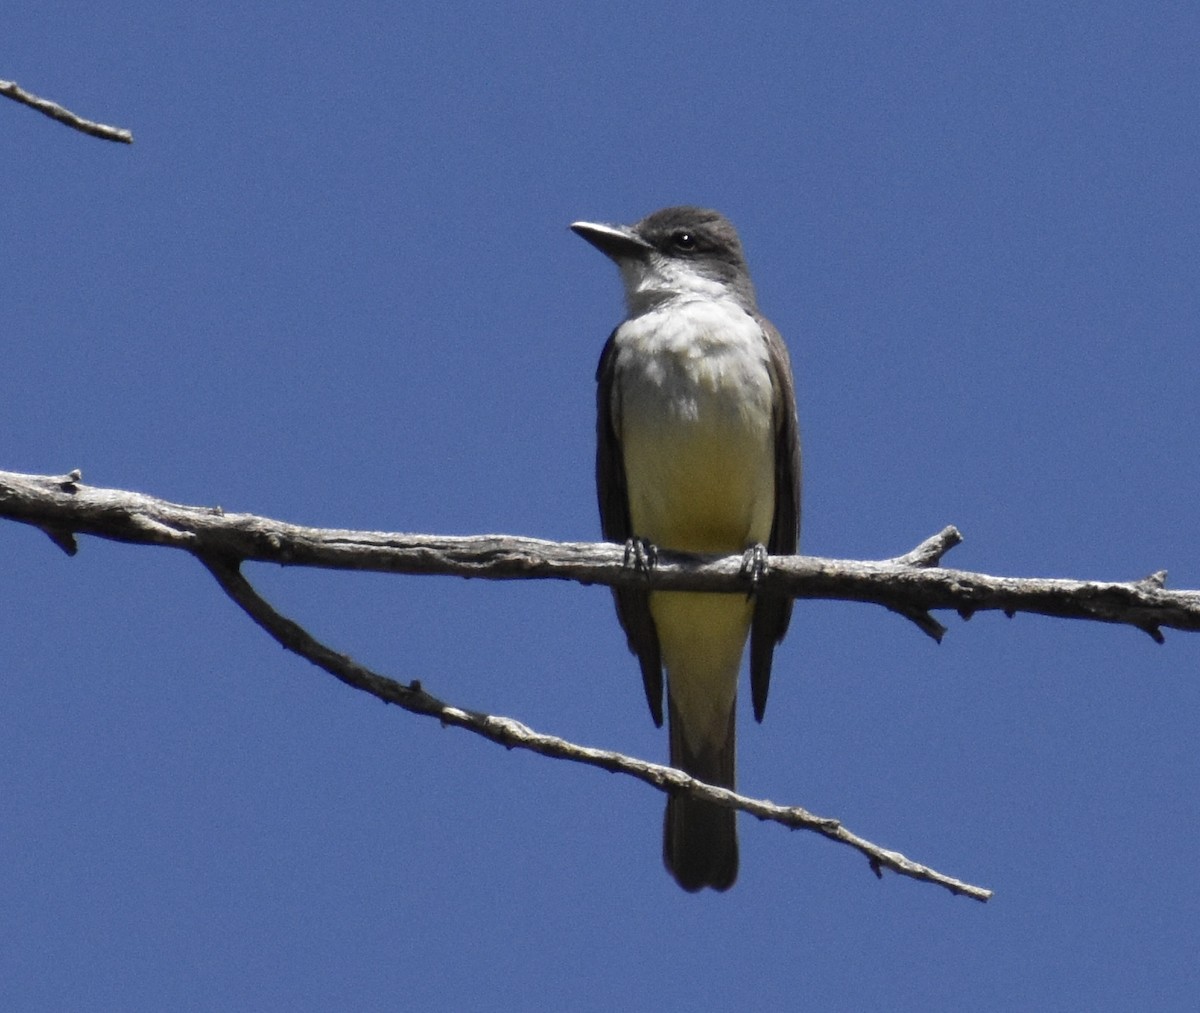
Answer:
572 206 801 892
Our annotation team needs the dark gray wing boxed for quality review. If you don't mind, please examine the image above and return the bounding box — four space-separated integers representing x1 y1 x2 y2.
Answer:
749 314 801 723
596 330 664 727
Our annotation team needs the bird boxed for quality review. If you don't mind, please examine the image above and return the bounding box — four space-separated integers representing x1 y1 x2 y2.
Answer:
571 206 801 891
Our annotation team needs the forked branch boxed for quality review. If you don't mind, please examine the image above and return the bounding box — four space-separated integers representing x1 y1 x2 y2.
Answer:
9 466 1198 903
202 554 990 900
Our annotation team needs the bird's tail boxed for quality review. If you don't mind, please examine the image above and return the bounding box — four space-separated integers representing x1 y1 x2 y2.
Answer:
663 696 738 892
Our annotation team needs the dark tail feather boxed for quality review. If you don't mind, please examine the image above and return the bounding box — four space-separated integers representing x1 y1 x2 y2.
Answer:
663 698 738 892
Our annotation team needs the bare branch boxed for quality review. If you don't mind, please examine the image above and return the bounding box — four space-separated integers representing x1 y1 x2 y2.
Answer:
889 526 963 567
9 464 1197 902
3 468 1200 639
200 554 992 901
1 79 133 144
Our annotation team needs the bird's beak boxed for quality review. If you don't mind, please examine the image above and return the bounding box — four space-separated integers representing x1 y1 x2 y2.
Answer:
570 220 652 261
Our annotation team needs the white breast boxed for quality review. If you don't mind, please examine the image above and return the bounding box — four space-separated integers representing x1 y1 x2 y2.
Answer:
613 296 776 553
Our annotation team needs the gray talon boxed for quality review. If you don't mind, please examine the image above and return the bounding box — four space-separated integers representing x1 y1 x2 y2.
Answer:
624 536 658 578
741 543 769 593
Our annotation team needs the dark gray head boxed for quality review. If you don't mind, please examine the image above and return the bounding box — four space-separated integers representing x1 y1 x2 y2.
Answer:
571 206 758 314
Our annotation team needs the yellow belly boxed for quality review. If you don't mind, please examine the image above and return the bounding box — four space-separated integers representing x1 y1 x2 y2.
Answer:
622 408 775 554
621 405 775 750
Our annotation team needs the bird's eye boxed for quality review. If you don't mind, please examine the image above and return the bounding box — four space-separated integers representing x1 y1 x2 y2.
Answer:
671 231 696 251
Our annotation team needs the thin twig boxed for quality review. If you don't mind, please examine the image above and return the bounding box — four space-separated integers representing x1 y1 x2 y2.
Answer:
201 554 992 901
1 79 133 144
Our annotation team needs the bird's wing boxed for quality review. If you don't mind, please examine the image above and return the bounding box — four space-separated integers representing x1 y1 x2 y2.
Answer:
596 329 664 726
750 314 801 723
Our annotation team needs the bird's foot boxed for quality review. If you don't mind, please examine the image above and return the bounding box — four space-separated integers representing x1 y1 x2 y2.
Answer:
741 543 769 598
623 536 658 578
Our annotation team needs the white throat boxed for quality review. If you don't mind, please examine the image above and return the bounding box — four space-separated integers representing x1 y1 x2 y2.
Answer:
619 253 735 317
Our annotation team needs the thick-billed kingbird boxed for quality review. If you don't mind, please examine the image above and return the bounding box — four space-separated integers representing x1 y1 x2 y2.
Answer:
571 206 801 892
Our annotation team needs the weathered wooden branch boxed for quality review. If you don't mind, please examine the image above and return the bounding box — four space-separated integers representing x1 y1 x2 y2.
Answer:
201 554 990 901
2 469 1196 643
0 467 1004 898
8 464 1195 903
1 79 133 144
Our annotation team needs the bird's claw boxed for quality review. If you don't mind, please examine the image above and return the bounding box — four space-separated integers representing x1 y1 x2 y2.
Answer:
741 543 769 598
623 536 658 578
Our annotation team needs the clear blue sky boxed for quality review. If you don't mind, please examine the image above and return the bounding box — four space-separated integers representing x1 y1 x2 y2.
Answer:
4 4 1200 1010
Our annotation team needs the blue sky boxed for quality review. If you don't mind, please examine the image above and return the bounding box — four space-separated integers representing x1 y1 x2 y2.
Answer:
4 3 1200 1009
